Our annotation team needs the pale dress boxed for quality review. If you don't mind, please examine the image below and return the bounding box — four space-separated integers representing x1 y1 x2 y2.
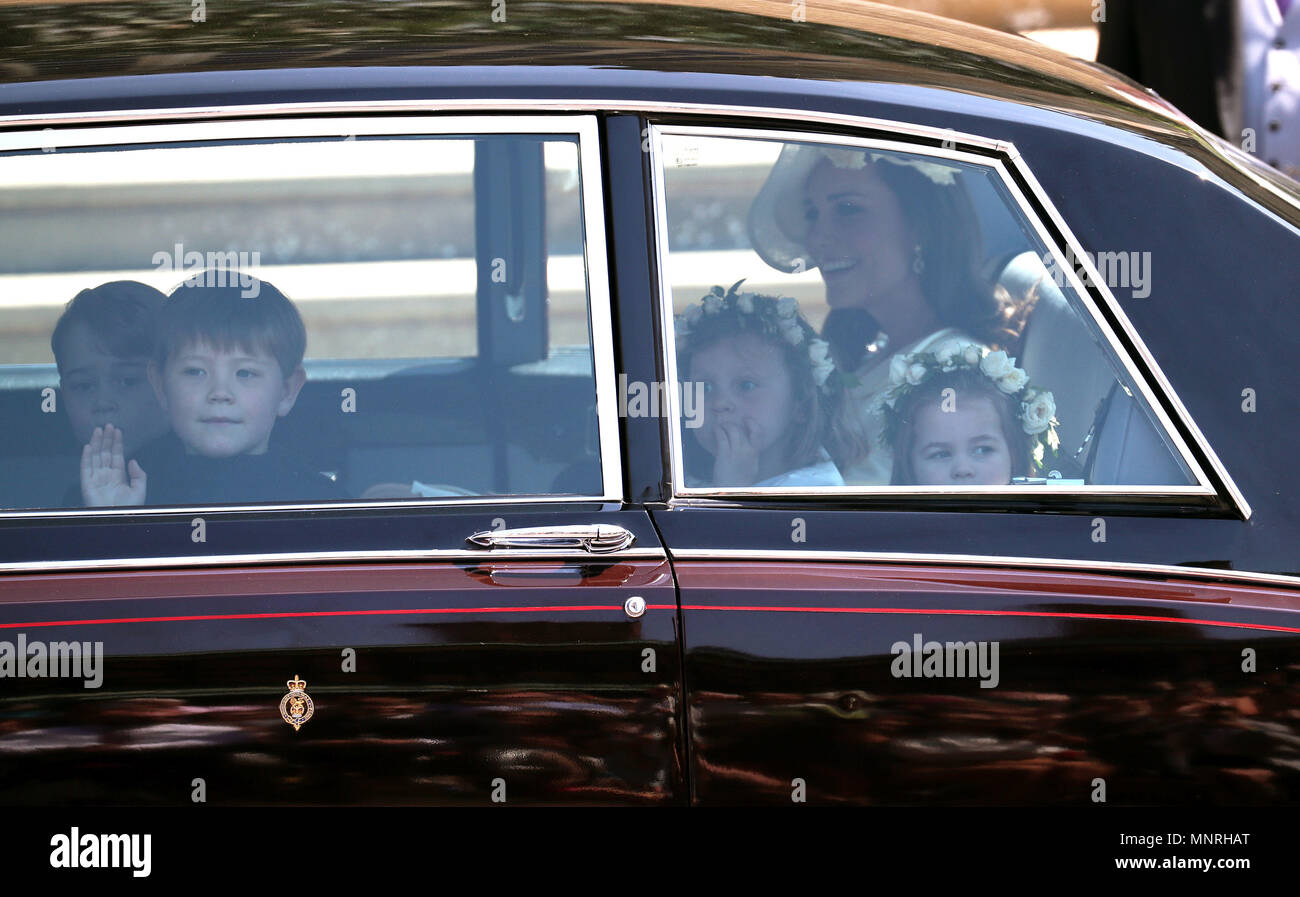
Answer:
686 447 845 488
755 447 845 487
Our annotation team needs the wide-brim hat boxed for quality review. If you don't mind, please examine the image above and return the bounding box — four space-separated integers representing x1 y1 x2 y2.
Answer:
747 142 966 274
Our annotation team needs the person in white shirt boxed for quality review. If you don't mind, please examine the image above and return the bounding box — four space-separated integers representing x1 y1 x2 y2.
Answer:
1100 0 1300 178
1241 0 1300 175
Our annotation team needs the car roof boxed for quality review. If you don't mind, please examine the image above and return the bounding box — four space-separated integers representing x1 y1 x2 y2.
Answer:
8 0 1297 223
0 0 1182 128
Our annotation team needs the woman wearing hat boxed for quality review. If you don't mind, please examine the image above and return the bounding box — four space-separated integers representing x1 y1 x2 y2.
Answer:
747 143 1022 484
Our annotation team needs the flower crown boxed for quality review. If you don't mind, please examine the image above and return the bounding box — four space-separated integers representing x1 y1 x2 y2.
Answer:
674 281 835 390
879 340 1061 466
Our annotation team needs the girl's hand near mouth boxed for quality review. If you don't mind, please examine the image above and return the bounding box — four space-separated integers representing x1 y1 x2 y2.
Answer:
711 417 762 486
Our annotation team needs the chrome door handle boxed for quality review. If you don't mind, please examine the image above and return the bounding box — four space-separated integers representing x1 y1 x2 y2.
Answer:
466 524 636 553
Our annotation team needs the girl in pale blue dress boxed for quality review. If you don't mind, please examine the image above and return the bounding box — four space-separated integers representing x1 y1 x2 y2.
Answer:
675 283 865 489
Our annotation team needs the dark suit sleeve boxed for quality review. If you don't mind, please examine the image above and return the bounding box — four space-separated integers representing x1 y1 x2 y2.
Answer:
1096 0 1140 82
1094 0 1236 139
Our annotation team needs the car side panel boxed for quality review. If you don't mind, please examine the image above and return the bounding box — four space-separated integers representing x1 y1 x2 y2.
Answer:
677 560 1300 805
0 558 682 805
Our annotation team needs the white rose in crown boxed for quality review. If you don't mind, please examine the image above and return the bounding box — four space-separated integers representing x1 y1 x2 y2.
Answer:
963 345 983 366
702 294 723 315
997 367 1029 394
737 293 754 313
889 353 910 387
777 297 798 318
782 322 805 345
906 362 928 386
979 350 1017 381
931 339 962 366
1022 389 1057 435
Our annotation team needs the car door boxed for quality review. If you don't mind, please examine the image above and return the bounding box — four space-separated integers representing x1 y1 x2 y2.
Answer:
646 120 1300 805
0 113 683 805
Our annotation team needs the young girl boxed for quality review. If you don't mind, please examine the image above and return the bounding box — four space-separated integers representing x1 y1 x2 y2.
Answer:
882 341 1059 486
675 282 862 487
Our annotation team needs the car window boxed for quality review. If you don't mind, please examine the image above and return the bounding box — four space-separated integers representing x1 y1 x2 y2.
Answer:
651 128 1203 495
0 120 613 510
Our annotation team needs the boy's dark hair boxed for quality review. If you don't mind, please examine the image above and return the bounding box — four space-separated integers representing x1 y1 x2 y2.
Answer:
157 275 306 378
889 368 1032 485
51 281 167 372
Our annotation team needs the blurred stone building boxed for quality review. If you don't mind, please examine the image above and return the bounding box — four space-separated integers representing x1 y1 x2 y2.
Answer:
874 0 1100 58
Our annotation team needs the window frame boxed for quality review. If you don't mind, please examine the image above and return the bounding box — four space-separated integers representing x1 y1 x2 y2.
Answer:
0 113 624 517
646 121 1244 514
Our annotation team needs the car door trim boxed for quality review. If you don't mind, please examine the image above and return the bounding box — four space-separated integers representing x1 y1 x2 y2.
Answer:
0 602 681 632
0 113 624 516
673 603 1300 635
665 548 1300 590
5 602 1291 634
0 546 667 575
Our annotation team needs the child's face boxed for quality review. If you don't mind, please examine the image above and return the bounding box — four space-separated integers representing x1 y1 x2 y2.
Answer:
688 333 799 461
151 340 305 458
908 396 1012 485
59 322 170 456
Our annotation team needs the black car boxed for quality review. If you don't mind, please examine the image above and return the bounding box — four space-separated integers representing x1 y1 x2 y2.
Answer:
0 0 1296 807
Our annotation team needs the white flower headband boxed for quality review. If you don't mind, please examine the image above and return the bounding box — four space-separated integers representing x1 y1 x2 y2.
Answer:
674 282 835 391
879 339 1061 466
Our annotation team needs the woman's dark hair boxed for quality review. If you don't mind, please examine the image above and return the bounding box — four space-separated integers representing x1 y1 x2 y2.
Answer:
823 161 1024 372
888 368 1032 486
51 281 167 372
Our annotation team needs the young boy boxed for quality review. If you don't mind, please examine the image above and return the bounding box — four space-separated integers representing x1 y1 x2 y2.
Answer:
81 275 346 506
52 281 172 506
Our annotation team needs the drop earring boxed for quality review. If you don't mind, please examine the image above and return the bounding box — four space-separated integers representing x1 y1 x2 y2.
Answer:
912 243 925 274
863 331 890 356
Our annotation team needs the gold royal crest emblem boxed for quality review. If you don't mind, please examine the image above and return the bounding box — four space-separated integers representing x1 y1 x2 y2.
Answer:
279 675 315 731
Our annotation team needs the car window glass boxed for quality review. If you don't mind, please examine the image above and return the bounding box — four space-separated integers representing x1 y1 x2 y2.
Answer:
0 132 604 509
656 131 1197 492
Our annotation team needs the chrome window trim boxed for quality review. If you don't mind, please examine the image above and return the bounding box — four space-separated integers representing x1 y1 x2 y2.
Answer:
0 99 1251 518
0 94 1286 216
0 114 624 517
0 98 1015 153
665 548 1300 591
1 547 1287 591
0 546 666 575
1 494 621 520
647 122 1240 514
661 485 1212 499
